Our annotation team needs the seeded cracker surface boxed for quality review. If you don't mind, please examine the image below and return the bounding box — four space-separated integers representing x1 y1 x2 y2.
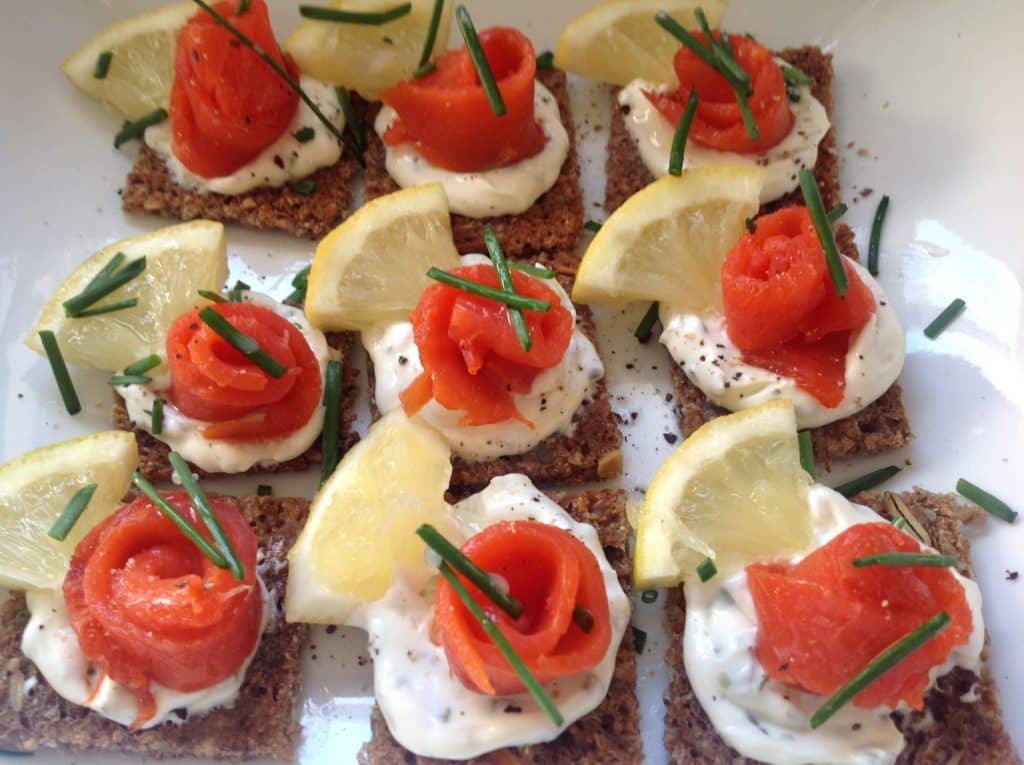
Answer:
607 45 912 464
122 144 360 240
662 489 1021 764
113 332 360 481
365 282 622 494
363 69 584 262
359 488 643 765
0 495 310 760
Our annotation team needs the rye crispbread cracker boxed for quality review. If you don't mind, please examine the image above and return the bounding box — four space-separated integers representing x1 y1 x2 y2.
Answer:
662 489 1021 765
605 46 842 214
363 69 584 260
122 144 360 240
0 495 310 761
359 488 643 765
365 288 622 494
114 332 360 481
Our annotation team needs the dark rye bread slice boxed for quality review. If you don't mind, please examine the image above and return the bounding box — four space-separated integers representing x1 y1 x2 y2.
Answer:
363 68 584 259
122 144 360 240
0 495 310 760
114 331 361 482
359 488 643 765
366 288 622 494
662 489 1021 765
605 46 842 214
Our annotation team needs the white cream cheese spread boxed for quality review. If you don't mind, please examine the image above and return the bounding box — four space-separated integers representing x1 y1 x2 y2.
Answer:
144 76 343 196
684 484 985 765
374 82 568 218
349 474 630 759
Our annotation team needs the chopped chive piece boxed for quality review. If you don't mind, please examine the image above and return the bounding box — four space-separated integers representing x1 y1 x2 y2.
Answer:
572 605 594 633
734 90 760 141
536 50 554 70
427 267 552 312
48 484 98 541
320 360 343 485
192 0 364 165
697 557 717 582
74 298 139 317
584 220 602 233
892 516 908 531
418 524 524 619
299 3 411 24
257 484 273 496
923 298 966 339
853 552 957 569
237 0 251 12
833 465 901 498
484 228 532 352
455 5 505 117
169 452 244 580
124 354 161 376
416 0 445 70
93 51 113 79
868 194 890 275
286 264 312 304
151 397 164 435
63 255 146 318
227 280 250 302
810 612 951 728
655 12 719 75
668 88 699 176
509 261 555 279
798 430 815 479
641 590 658 604
294 126 315 143
745 217 757 234
132 471 228 568
956 479 1017 523
439 563 563 725
108 374 152 386
799 168 848 298
114 107 167 148
414 62 436 78
632 625 647 653
198 289 227 303
335 86 366 152
634 302 660 343
38 331 81 415
826 202 848 223
781 64 812 88
198 307 287 378
291 178 317 196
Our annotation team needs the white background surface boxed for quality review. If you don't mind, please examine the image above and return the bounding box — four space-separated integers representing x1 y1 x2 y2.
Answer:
0 1 1021 762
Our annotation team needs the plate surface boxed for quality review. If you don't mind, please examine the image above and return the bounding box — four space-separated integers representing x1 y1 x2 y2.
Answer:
0 1 1021 762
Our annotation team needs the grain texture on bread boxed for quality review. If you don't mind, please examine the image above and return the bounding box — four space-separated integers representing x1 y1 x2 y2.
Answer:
115 331 360 481
359 488 643 764
364 69 584 259
605 46 841 214
366 293 622 494
662 489 1021 765
122 144 360 240
0 495 310 761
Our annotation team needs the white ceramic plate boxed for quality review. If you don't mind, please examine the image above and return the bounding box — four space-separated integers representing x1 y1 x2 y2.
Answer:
1 1 1021 762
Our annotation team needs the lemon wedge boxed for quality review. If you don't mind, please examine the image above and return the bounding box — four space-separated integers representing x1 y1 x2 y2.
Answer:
27 220 228 372
286 0 454 100
555 0 726 86
61 2 195 120
304 183 459 332
286 411 454 624
0 432 139 591
633 400 813 588
572 166 761 313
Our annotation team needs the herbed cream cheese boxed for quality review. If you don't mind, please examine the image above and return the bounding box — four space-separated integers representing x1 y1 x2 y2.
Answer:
683 484 985 765
374 82 569 218
21 575 272 730
617 70 830 206
363 255 604 460
349 474 631 760
120 293 333 473
659 257 905 429
144 76 343 196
